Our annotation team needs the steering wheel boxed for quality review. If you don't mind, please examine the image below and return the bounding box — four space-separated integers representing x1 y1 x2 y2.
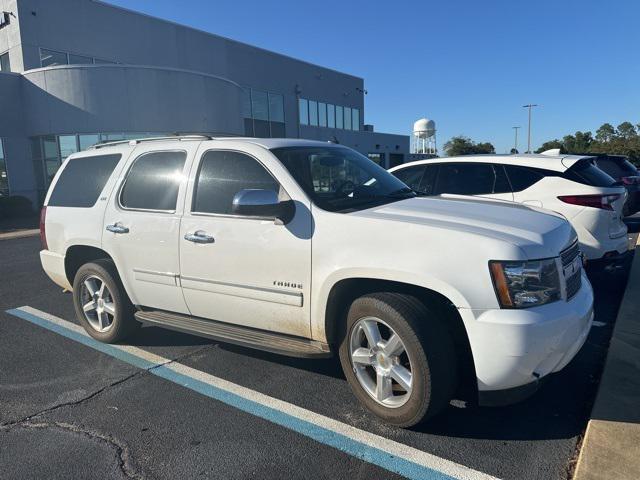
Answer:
335 180 357 195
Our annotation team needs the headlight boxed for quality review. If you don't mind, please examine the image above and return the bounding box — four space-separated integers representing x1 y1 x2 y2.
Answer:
489 258 561 308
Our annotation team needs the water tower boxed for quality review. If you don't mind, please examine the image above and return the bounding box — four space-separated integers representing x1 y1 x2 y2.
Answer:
412 118 437 154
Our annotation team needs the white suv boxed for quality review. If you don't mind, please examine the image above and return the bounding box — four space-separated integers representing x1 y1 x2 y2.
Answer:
390 152 629 269
40 136 594 427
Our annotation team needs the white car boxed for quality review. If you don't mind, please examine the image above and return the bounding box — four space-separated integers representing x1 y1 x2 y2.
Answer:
39 136 593 427
389 152 629 269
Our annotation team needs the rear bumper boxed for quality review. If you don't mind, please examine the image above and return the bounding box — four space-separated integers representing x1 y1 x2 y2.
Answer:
40 249 71 291
462 273 594 399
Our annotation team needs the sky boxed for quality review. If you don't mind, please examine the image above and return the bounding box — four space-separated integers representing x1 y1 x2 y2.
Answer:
107 0 640 154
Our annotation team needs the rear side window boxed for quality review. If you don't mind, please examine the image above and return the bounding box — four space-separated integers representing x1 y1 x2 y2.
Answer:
563 160 615 187
120 151 186 211
48 154 121 207
504 165 545 192
595 157 638 179
393 166 425 193
434 163 510 195
192 150 279 215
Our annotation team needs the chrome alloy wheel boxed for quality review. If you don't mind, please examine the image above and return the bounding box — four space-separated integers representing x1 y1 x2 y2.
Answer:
80 275 116 332
349 316 413 408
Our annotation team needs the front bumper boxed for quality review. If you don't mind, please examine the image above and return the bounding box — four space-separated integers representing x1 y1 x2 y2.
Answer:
461 273 594 400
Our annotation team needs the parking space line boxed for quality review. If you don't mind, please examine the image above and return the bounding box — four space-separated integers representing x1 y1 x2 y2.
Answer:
6 306 499 480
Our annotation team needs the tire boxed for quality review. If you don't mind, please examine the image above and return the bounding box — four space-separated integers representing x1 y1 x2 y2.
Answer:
338 293 457 427
72 259 139 343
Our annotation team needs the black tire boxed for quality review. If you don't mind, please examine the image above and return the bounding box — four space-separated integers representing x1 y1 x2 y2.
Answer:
72 259 139 343
338 292 457 427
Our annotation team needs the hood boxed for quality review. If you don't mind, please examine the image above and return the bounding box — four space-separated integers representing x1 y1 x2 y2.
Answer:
353 194 576 259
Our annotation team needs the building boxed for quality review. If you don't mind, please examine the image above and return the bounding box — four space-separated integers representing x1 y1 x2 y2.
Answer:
0 0 409 207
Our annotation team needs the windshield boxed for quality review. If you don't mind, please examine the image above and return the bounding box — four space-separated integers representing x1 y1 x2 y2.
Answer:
272 146 415 213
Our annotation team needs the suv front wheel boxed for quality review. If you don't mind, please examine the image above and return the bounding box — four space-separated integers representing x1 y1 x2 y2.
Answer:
338 293 457 427
72 259 139 343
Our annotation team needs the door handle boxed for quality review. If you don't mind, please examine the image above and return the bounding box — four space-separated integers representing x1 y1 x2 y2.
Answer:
106 223 129 234
184 230 215 244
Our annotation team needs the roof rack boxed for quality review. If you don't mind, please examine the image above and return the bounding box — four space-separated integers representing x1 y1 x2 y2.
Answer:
90 134 214 150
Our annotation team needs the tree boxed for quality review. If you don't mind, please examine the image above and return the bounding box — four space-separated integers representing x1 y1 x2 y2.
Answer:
595 123 616 143
535 139 564 153
443 136 495 156
616 122 637 140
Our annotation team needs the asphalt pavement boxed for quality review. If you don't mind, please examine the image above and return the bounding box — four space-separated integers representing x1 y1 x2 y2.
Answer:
0 236 631 480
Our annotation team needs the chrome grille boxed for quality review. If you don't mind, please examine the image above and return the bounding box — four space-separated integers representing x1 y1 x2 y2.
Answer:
561 241 582 299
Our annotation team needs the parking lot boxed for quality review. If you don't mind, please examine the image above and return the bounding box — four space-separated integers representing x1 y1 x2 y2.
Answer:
0 235 632 480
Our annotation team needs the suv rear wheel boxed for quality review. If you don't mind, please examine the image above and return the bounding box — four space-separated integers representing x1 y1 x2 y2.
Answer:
338 293 457 427
72 260 139 343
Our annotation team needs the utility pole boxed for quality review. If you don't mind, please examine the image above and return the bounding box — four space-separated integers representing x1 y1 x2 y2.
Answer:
512 126 520 153
522 104 538 153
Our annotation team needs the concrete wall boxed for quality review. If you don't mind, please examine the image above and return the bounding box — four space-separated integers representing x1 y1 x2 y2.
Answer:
0 0 24 72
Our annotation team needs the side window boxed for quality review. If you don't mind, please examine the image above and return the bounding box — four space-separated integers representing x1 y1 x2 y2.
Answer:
492 164 511 194
48 154 121 207
393 166 425 193
192 151 279 215
434 163 497 195
419 165 438 195
120 151 186 211
504 165 545 192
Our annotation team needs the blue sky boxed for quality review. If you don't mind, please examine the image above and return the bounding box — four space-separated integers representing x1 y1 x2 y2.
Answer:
108 0 640 153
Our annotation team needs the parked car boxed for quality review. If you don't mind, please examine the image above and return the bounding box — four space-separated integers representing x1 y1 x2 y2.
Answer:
588 154 640 217
40 136 593 427
389 152 629 271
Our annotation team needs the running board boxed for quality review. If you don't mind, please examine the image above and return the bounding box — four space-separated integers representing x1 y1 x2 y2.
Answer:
134 309 332 358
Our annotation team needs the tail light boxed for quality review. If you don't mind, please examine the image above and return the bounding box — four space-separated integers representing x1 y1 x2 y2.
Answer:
39 206 48 250
557 194 621 210
621 176 640 185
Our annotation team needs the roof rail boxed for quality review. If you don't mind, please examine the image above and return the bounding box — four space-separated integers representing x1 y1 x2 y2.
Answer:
89 134 214 150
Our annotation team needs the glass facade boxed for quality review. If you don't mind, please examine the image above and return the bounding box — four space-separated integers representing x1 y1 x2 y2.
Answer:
39 47 117 67
242 87 286 137
298 98 360 131
0 139 9 195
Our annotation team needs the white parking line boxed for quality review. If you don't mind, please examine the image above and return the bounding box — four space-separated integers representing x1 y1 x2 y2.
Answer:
7 306 500 480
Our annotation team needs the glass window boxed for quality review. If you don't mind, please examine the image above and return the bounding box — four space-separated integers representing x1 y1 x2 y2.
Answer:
120 151 186 211
299 98 309 125
367 153 384 165
504 165 545 192
79 134 100 151
192 150 279 215
48 154 121 208
59 135 78 159
251 90 269 121
594 157 638 180
241 87 252 118
318 103 327 127
40 49 68 67
268 93 284 123
270 121 285 138
392 166 425 193
434 163 502 195
273 146 414 213
93 58 116 64
68 54 93 65
563 160 616 187
0 52 10 72
308 101 318 126
492 164 511 193
344 107 352 130
335 106 344 129
42 136 60 185
327 104 335 128
352 108 360 131
0 139 8 195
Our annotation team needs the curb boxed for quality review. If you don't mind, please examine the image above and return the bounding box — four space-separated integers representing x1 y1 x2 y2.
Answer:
573 234 640 480
0 229 40 241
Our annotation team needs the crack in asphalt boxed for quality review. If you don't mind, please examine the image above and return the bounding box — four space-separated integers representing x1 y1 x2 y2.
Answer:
1 343 216 479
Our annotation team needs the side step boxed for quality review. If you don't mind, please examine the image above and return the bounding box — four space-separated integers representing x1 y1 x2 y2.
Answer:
134 309 332 358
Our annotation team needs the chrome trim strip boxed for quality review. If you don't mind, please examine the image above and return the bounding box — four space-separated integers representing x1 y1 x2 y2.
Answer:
133 268 179 287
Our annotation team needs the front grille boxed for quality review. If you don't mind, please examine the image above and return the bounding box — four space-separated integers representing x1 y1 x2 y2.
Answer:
560 241 582 299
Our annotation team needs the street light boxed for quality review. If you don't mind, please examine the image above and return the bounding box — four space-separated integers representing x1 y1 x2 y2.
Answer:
512 126 521 153
522 104 539 153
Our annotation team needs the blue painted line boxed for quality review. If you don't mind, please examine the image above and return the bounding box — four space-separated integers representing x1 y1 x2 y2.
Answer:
6 307 458 480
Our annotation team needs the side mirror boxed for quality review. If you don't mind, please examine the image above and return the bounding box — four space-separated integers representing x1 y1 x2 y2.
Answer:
231 189 294 223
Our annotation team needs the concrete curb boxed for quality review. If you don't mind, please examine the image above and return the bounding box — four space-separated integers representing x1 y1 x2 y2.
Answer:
573 235 640 480
0 229 40 241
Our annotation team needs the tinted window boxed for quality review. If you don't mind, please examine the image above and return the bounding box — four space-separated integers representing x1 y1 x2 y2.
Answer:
193 151 279 215
120 151 186 211
393 166 425 193
299 99 309 125
327 104 335 128
435 163 508 195
48 154 121 207
564 160 615 187
595 157 638 179
0 52 10 72
504 165 545 192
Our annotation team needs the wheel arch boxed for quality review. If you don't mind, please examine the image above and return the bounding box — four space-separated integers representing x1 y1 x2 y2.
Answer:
64 245 114 286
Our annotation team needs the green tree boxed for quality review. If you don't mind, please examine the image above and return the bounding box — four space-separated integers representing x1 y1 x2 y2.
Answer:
443 136 495 156
616 122 637 140
535 139 564 153
595 123 616 142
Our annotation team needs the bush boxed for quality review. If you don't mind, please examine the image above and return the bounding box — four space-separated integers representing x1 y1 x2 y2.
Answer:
0 195 34 219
